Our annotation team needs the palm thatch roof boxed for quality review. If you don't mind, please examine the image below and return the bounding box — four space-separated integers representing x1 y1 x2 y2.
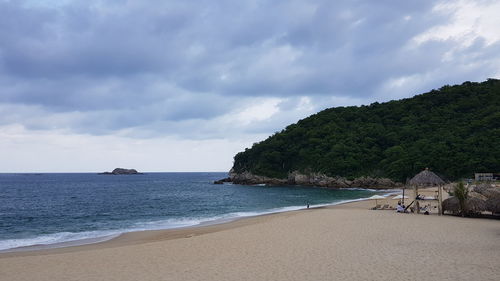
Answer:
483 188 500 199
408 168 445 187
484 188 500 213
467 197 486 213
442 196 487 214
469 191 488 201
473 183 493 194
442 197 459 214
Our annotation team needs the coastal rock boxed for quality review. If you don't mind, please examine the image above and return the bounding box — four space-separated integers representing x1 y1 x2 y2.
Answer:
288 171 351 188
214 177 231 184
228 170 287 185
223 170 401 189
100 168 142 175
351 176 400 189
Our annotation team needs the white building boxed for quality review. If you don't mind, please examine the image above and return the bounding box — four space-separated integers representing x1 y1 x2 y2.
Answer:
475 173 493 181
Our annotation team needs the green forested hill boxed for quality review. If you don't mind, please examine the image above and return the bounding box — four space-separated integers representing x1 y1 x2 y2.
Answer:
232 79 500 182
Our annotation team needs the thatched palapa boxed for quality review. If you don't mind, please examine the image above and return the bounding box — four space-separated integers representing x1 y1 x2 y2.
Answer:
469 191 487 201
408 168 445 215
473 183 493 194
442 196 487 215
408 168 446 186
467 197 486 213
442 197 459 214
484 188 500 213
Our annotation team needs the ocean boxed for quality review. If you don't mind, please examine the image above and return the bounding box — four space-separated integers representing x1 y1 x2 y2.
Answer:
0 172 384 251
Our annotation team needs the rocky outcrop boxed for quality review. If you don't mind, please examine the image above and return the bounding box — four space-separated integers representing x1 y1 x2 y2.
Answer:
222 170 401 189
213 177 232 184
287 171 352 188
351 176 397 188
229 171 288 185
99 168 142 175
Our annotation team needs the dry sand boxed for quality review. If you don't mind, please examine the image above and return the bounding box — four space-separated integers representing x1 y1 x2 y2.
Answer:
1 199 499 281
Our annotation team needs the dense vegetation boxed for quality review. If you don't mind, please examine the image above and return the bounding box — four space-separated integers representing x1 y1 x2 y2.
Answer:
232 79 500 182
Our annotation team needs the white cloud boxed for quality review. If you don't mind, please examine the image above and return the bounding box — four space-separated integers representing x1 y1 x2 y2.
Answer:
413 0 500 47
232 98 282 125
0 0 499 171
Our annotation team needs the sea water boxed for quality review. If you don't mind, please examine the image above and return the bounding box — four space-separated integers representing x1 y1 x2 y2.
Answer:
0 172 382 251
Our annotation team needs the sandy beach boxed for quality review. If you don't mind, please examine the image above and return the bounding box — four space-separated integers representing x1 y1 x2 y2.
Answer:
1 199 499 281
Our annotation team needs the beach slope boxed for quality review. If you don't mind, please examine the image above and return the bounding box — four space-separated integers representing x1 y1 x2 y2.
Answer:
1 201 499 281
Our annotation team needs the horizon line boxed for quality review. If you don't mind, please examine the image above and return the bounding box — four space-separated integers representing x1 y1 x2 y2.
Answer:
0 171 228 174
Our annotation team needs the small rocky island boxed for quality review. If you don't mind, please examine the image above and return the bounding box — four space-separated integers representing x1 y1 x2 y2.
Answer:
99 168 142 175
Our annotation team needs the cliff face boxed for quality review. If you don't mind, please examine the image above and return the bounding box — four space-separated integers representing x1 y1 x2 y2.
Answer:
229 170 400 189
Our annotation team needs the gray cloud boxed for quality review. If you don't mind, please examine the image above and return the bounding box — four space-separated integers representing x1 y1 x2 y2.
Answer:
0 0 499 139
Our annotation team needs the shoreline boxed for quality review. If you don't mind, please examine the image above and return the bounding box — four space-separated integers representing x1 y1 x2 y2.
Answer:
1 190 499 281
0 193 398 256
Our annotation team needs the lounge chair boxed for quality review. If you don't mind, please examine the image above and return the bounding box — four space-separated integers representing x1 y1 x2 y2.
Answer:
371 204 381 210
381 204 390 210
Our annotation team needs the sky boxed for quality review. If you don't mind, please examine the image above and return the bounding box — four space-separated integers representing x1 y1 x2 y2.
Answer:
1 0 499 172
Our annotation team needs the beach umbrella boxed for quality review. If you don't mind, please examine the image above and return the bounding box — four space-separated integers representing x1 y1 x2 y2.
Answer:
392 195 409 200
368 195 386 207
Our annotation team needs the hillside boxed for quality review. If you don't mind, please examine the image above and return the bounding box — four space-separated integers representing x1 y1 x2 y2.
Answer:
232 79 500 182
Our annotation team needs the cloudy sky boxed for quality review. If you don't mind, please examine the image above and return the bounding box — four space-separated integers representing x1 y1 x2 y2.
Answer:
1 0 499 172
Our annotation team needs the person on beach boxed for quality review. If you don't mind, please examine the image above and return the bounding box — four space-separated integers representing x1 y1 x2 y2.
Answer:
396 202 405 213
307 202 310 209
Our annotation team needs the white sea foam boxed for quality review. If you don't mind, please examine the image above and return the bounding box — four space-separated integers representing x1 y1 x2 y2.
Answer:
345 187 378 191
0 230 121 251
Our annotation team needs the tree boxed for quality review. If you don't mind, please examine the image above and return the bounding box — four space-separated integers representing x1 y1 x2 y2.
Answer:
231 79 500 181
453 182 469 217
